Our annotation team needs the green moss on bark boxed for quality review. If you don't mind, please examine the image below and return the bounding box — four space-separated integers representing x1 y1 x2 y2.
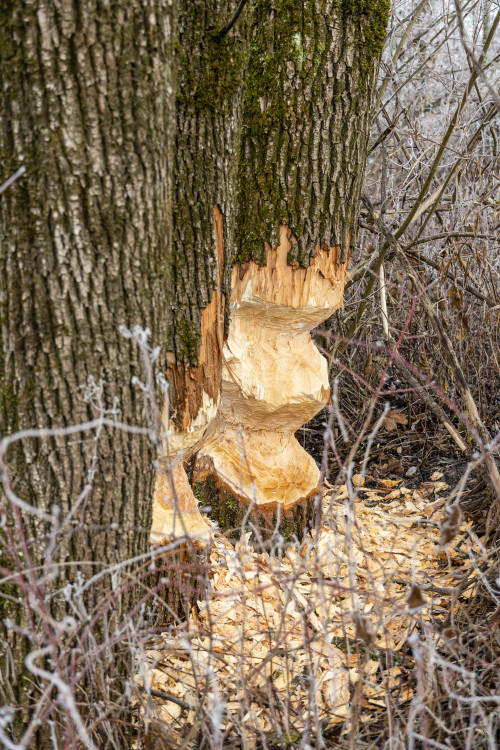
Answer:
197 478 316 542
169 0 251 365
177 321 202 362
342 0 390 65
234 0 389 266
177 31 248 115
234 0 307 264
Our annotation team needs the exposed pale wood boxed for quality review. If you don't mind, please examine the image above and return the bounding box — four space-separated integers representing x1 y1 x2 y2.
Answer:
166 294 223 451
231 230 346 317
152 463 211 542
193 225 347 529
195 428 320 512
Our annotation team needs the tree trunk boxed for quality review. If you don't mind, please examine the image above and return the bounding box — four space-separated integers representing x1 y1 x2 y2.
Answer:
151 0 251 541
0 0 175 741
193 0 390 539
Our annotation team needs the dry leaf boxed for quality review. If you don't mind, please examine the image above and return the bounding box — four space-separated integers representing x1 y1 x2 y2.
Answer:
430 471 444 481
383 409 409 432
352 473 366 487
406 584 427 610
439 504 462 547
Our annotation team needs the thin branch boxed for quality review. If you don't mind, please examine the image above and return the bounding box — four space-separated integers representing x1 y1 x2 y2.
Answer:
357 225 499 308
394 8 500 239
405 248 498 309
137 684 195 712
361 196 500 503
0 165 25 196
218 0 249 37
454 0 500 115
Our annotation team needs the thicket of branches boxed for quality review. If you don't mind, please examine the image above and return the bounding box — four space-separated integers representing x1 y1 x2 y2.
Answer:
1 0 499 748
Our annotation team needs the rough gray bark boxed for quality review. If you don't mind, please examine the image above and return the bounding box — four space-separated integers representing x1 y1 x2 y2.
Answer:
0 0 175 737
166 0 251 432
235 0 390 266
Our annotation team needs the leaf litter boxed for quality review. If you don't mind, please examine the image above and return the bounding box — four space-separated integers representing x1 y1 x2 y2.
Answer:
137 475 484 743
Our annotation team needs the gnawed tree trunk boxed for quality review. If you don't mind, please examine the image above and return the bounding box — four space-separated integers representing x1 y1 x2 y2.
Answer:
151 2 251 540
194 227 347 539
0 0 175 740
193 0 389 539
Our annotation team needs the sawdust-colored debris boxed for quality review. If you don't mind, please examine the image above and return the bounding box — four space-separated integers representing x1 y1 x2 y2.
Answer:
139 476 483 741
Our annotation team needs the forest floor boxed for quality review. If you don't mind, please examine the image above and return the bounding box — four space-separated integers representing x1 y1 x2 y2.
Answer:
137 473 484 747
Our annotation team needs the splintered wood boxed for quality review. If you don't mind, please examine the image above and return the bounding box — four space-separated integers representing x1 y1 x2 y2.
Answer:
193 226 347 513
139 477 483 741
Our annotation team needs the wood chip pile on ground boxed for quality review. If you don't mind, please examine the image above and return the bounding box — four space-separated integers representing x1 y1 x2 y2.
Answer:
137 475 485 746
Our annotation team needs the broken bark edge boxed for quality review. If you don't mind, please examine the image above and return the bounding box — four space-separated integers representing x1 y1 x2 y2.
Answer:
194 477 317 543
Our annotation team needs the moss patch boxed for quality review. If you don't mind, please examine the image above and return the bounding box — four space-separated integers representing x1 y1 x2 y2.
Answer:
200 477 316 542
341 0 390 66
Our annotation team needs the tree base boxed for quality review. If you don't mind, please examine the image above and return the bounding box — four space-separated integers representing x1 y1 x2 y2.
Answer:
195 477 317 544
146 541 209 627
